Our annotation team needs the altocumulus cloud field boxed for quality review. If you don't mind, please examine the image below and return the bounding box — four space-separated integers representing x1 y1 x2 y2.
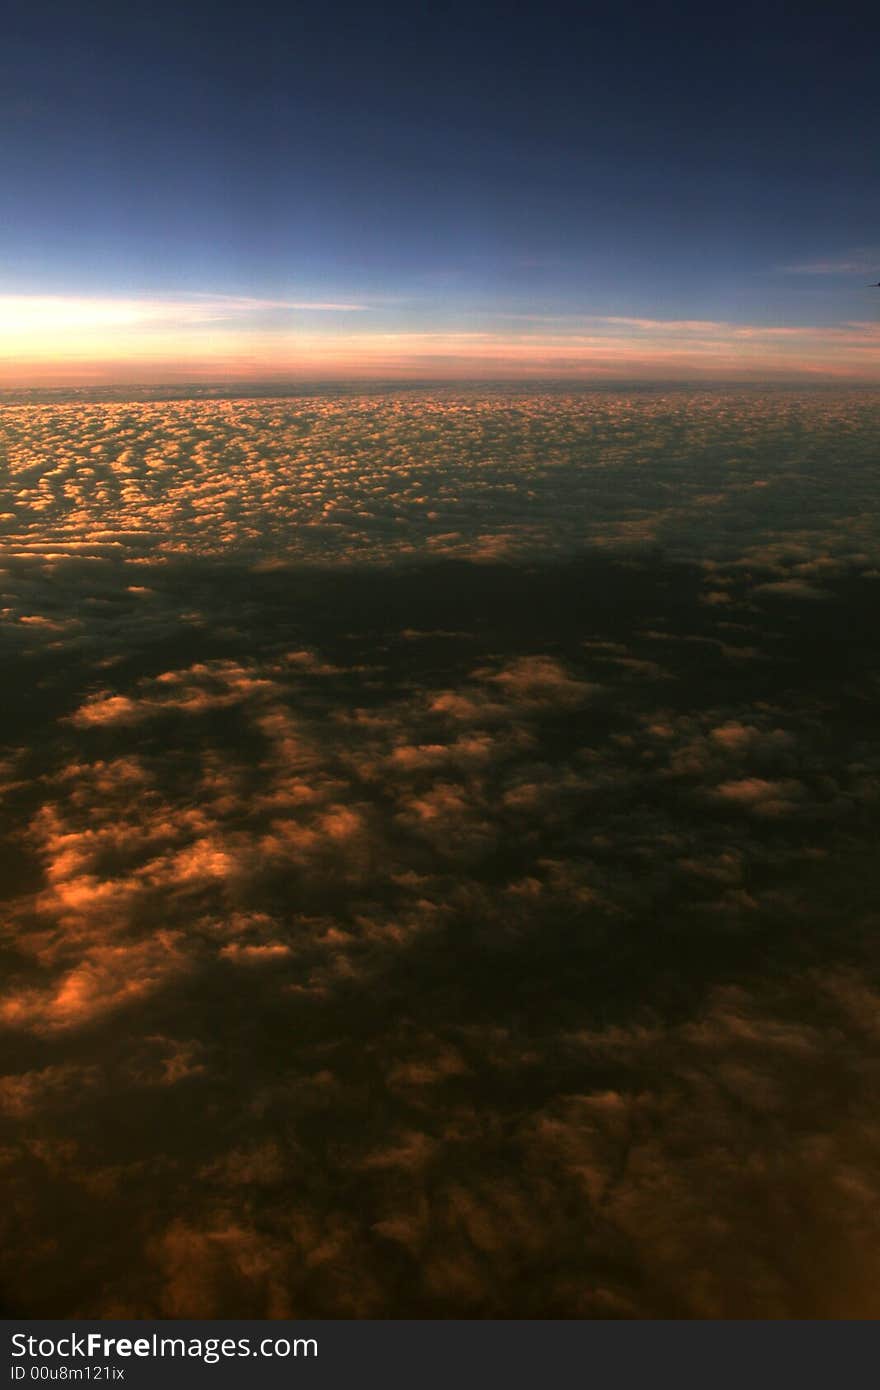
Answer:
1 386 880 1317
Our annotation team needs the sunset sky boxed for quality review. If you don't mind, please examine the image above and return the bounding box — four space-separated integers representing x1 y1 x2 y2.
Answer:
4 0 880 1322
2 0 878 383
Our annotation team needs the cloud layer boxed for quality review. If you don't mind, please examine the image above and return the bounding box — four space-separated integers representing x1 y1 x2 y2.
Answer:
1 389 879 1316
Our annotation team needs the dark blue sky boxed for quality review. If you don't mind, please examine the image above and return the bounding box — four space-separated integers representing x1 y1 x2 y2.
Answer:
2 0 879 379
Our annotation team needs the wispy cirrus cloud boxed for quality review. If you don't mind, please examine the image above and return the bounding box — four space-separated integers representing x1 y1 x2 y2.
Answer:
781 251 880 275
0 293 368 335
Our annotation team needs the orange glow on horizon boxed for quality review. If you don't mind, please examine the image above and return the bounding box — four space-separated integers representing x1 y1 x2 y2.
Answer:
2 296 879 385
